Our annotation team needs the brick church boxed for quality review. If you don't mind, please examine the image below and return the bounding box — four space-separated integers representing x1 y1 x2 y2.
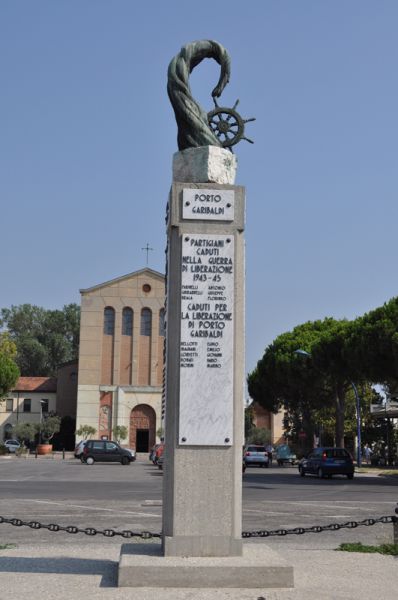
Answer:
75 268 165 452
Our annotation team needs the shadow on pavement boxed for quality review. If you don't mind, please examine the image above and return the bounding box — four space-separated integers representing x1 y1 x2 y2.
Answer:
0 556 117 587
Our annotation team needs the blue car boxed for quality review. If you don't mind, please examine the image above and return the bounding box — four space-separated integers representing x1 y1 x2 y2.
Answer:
298 447 354 479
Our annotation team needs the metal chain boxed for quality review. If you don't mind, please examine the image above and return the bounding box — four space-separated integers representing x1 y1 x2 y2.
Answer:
0 514 396 540
242 516 397 538
0 516 161 539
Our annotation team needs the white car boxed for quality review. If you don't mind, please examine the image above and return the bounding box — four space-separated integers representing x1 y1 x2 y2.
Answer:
4 439 21 453
244 445 270 468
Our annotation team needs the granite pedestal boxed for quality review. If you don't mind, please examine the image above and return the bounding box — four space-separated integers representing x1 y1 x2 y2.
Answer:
118 543 294 588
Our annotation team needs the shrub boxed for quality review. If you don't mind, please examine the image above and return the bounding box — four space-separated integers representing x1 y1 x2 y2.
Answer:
246 427 271 445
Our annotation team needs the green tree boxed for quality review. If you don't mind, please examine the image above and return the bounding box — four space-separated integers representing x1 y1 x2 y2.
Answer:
345 297 398 386
0 303 80 376
244 404 255 439
76 425 97 440
13 422 36 447
248 298 398 449
112 425 128 444
248 318 357 448
246 427 271 445
0 333 20 400
40 415 61 443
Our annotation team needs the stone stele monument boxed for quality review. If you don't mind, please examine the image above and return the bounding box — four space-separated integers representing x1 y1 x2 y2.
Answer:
118 40 293 590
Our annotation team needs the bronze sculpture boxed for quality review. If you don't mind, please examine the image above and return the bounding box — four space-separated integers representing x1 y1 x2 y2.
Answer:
167 40 254 151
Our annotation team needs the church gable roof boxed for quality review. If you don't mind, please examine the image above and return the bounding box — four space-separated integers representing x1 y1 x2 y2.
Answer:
80 268 164 294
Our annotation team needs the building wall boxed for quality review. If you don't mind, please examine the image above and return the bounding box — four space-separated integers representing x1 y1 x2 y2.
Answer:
0 392 57 441
76 270 165 449
251 401 286 446
56 361 78 418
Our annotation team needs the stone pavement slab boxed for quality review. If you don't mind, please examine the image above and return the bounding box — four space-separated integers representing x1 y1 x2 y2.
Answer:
0 541 397 600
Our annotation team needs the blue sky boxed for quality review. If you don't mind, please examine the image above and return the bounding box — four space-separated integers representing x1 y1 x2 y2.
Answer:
1 1 397 381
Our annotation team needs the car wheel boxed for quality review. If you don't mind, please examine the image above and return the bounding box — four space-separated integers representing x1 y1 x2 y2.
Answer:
299 466 305 477
318 468 324 479
121 456 130 466
264 462 269 468
86 456 95 465
80 457 85 463
347 473 354 480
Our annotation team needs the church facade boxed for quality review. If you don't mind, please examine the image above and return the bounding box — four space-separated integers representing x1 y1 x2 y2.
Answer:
75 268 165 452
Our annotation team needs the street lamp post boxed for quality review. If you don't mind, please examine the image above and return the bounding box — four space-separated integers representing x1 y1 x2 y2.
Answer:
39 400 46 445
349 380 362 468
294 349 362 467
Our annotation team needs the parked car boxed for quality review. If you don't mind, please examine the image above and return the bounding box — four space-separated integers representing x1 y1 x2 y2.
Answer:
4 439 20 453
81 440 134 465
298 447 354 479
74 440 86 459
125 447 136 461
276 444 297 466
244 445 269 468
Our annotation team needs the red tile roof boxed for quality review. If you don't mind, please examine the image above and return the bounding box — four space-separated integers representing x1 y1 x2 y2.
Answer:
14 377 57 393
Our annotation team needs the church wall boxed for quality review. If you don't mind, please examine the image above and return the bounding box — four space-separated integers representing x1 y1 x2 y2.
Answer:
76 270 165 449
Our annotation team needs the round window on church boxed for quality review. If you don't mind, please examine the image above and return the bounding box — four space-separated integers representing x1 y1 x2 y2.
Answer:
142 284 151 293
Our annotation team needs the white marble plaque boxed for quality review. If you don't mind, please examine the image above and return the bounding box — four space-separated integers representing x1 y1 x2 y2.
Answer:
179 233 234 445
182 189 234 221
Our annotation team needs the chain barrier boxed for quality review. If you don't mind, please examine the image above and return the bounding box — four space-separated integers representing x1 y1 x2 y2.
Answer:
0 516 161 540
242 515 397 538
0 514 397 540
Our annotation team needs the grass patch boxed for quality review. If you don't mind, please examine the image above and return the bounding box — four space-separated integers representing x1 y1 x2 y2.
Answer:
337 542 398 555
0 544 16 550
378 470 398 477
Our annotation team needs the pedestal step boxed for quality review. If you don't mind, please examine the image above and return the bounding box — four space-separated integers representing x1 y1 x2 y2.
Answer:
118 542 294 589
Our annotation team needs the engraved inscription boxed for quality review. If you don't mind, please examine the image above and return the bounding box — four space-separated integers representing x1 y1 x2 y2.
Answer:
182 189 234 221
179 233 234 445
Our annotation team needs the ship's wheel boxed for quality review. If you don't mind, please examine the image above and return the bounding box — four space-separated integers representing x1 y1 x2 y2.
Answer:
208 98 255 150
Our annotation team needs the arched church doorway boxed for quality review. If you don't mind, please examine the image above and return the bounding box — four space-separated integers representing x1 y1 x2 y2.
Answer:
129 404 156 452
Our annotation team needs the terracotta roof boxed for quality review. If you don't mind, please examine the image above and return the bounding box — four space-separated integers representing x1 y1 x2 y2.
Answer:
14 377 57 393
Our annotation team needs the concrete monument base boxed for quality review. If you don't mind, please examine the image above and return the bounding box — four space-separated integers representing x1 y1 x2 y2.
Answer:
118 543 294 589
173 145 237 184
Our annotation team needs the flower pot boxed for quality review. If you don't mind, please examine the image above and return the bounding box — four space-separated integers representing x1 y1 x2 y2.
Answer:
36 444 53 455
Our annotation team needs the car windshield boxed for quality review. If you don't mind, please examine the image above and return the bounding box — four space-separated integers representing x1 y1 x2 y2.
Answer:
247 446 265 452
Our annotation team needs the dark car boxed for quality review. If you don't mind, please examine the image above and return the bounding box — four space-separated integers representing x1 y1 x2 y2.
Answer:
298 447 354 479
81 440 133 465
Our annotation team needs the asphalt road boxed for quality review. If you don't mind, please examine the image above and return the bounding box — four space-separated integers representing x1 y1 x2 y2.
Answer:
0 455 397 548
